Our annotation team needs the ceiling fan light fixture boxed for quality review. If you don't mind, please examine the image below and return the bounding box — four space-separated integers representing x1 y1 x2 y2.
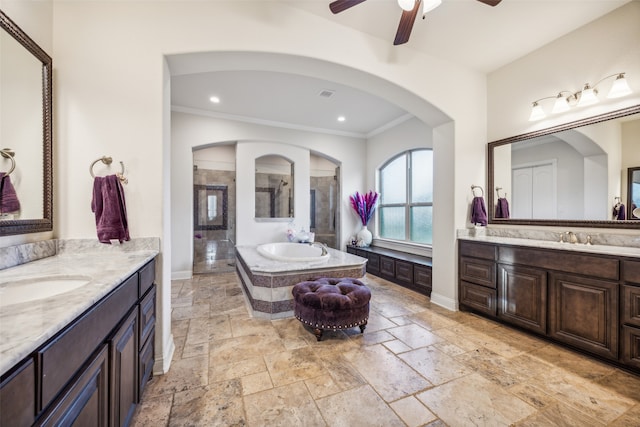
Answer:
422 0 442 15
397 0 416 12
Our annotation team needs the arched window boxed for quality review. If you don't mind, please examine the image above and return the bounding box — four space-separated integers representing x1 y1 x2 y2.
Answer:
378 149 433 245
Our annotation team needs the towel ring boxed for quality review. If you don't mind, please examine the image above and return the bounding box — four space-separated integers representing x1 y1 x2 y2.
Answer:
90 156 127 184
496 186 507 199
0 148 16 176
471 185 484 198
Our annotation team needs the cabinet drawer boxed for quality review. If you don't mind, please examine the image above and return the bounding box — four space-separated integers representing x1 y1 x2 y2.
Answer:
414 265 432 292
459 241 496 260
39 274 138 410
623 260 640 284
1 358 35 427
139 259 155 297
460 257 496 288
621 325 640 370
622 284 640 327
499 246 619 281
460 281 497 316
395 261 413 284
346 246 357 255
139 286 156 350
380 256 395 278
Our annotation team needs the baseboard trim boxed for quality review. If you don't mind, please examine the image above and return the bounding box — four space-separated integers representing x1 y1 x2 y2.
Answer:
429 292 458 311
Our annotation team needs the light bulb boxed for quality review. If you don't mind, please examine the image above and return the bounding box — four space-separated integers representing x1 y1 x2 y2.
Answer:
607 73 632 98
528 102 546 121
577 84 599 107
398 0 416 11
551 93 570 114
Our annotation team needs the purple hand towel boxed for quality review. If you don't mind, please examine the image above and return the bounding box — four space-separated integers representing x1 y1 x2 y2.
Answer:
0 172 21 213
617 203 626 220
495 197 510 219
91 175 130 244
471 196 487 226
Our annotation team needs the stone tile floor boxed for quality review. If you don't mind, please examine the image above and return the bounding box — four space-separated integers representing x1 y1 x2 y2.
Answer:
132 272 640 426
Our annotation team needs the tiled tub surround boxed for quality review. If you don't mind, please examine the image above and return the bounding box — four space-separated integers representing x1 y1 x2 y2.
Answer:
235 245 366 319
0 238 160 376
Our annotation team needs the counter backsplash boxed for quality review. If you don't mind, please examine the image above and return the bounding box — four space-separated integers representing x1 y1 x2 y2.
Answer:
458 227 640 249
0 238 161 271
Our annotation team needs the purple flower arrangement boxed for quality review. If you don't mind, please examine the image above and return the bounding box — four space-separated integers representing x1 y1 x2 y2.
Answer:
349 190 379 226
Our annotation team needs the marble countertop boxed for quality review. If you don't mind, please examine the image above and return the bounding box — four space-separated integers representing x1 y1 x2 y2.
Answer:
236 245 366 274
0 249 158 376
458 234 640 258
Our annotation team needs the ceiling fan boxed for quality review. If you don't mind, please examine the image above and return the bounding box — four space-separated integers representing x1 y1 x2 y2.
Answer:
329 0 502 45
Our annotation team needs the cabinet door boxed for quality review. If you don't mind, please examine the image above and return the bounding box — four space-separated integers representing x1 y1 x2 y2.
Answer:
367 253 380 274
549 273 619 360
395 260 413 284
38 345 109 427
622 284 640 327
0 358 35 427
139 333 155 400
111 309 139 427
621 325 640 370
414 265 432 295
498 264 547 334
380 256 395 279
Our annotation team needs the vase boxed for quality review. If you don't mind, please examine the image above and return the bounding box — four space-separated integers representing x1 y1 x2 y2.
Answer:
356 225 373 247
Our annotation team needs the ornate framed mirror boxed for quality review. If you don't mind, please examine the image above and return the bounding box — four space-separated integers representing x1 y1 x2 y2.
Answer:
488 105 640 229
0 11 53 235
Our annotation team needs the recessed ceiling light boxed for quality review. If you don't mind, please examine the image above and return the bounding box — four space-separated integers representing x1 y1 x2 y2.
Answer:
337 116 346 122
209 96 220 104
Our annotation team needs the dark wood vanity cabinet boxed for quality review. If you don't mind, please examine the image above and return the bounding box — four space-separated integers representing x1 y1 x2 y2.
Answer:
459 240 639 373
347 245 432 296
0 258 157 427
621 260 640 369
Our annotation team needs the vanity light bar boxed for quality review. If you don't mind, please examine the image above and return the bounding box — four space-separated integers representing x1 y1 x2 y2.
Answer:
528 72 632 121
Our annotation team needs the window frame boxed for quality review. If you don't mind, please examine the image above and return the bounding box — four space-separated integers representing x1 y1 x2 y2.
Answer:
377 149 433 245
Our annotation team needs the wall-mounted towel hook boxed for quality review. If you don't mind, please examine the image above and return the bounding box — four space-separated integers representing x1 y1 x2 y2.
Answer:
471 185 484 198
495 186 507 199
90 156 127 184
0 148 16 176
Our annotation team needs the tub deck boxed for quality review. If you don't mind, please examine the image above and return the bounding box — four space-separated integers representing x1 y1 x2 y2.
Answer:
235 245 367 319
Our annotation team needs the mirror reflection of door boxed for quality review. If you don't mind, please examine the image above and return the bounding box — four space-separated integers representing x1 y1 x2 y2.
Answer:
511 161 557 219
192 145 237 274
628 167 640 219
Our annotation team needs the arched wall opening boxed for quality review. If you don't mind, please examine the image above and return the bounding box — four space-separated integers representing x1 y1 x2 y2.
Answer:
168 51 460 313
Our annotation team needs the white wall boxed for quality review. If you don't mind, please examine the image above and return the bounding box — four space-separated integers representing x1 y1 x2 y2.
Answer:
47 0 486 371
171 111 367 278
488 2 640 141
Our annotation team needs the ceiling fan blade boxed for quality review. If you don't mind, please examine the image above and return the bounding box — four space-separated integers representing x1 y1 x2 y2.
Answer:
329 0 367 14
477 0 502 6
394 0 421 46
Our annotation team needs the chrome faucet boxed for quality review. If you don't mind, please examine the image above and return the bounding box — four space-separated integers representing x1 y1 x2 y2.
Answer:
565 231 578 244
310 242 328 256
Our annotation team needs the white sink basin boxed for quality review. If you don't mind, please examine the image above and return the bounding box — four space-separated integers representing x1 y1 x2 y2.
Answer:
0 275 92 305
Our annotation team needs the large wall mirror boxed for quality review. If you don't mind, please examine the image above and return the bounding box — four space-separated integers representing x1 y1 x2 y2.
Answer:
0 11 53 235
255 155 293 219
488 105 640 229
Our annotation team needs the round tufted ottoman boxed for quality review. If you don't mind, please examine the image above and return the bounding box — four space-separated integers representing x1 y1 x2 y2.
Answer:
292 277 371 341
